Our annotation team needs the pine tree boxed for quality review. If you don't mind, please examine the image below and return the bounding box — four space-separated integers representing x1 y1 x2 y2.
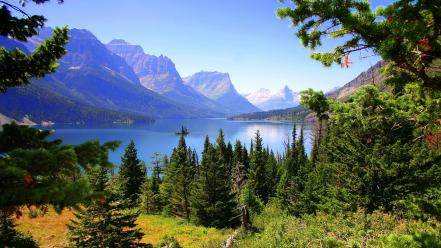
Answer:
248 130 269 203
215 129 230 171
265 150 279 199
277 126 298 207
118 140 146 205
162 134 196 220
0 212 37 248
190 138 238 227
68 166 147 247
232 140 247 191
303 86 441 215
140 153 164 213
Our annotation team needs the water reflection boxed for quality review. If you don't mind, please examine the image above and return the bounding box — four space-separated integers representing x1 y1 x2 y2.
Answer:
49 119 313 165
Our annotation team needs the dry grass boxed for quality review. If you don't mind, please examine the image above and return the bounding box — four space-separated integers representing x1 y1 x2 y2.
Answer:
15 208 232 248
16 209 73 248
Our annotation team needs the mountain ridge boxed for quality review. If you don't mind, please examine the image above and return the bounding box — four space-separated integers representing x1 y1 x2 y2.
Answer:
183 71 260 114
106 39 226 115
245 85 300 111
0 28 221 123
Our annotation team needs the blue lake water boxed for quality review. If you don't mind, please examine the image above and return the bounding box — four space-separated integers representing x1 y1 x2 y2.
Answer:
49 118 313 166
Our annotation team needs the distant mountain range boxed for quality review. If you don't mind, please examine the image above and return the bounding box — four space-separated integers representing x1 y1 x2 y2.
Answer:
183 71 260 114
231 61 385 121
0 28 260 124
245 85 300 111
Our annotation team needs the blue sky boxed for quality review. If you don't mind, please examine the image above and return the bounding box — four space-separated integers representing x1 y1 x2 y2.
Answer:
22 0 393 93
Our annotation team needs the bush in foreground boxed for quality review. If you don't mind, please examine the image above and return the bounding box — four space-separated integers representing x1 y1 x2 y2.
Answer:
234 204 441 248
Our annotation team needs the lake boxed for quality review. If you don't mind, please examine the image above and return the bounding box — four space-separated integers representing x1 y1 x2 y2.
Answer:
49 118 313 166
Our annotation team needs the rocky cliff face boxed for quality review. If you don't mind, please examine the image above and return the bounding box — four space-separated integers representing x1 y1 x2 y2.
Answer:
0 28 221 122
183 71 260 114
106 39 182 92
245 85 300 111
106 39 228 115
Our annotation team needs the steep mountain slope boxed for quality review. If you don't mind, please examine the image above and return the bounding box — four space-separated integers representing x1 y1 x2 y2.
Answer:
106 39 224 115
245 86 300 111
326 61 386 100
183 71 260 114
0 28 216 123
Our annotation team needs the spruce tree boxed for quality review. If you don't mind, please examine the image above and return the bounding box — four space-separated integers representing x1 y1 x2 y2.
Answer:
248 130 269 203
118 140 146 205
68 167 147 247
277 126 298 207
68 141 147 247
190 137 238 227
0 212 37 248
232 140 248 191
265 150 279 199
303 86 441 215
162 134 196 220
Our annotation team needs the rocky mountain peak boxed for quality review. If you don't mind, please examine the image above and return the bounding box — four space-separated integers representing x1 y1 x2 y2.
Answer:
183 71 235 99
246 86 300 111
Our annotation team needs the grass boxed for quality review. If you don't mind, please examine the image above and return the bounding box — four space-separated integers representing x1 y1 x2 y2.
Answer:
15 208 232 248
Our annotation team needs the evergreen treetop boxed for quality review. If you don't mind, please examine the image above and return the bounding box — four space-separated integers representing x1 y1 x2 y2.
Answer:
278 0 441 91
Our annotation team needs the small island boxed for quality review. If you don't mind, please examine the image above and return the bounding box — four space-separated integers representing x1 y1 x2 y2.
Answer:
175 126 189 136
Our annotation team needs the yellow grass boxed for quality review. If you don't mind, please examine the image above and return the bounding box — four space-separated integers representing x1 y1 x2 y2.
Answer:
16 209 232 248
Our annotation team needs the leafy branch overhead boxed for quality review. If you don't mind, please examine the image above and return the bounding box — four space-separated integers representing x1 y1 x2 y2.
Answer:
278 0 441 91
0 0 68 92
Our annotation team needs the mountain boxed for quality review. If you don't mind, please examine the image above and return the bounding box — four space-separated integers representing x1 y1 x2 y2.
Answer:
183 71 260 114
245 86 300 111
326 61 386 100
0 28 217 124
231 62 386 122
105 39 224 115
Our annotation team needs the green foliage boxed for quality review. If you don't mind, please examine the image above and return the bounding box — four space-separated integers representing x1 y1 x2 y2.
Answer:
229 105 309 122
300 89 329 121
190 133 239 228
232 140 248 192
239 182 263 218
0 0 69 92
277 0 441 91
0 124 118 215
68 159 148 247
0 213 38 248
277 126 310 214
235 205 441 248
248 130 269 203
118 140 146 205
161 134 196 220
0 122 62 152
140 178 162 214
303 85 441 215
157 235 182 248
140 153 165 214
